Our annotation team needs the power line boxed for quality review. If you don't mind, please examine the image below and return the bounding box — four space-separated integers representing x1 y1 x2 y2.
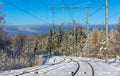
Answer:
80 8 100 23
74 1 93 6
74 0 105 7
25 0 29 11
51 9 61 24
102 2 120 21
100 10 120 24
89 6 104 16
80 4 104 23
61 0 74 21
110 11 120 20
3 0 50 25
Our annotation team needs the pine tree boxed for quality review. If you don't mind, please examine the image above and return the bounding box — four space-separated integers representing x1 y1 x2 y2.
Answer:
76 26 87 56
15 34 27 56
57 27 63 48
115 20 120 55
60 31 69 55
75 27 78 44
100 25 106 42
33 34 39 54
109 20 120 57
47 28 53 55
90 28 99 46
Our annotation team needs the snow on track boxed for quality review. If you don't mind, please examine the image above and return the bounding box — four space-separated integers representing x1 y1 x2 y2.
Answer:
0 56 65 76
20 58 72 76
0 56 120 76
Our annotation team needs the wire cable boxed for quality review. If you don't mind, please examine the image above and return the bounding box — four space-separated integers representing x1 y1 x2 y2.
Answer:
80 3 105 23
61 0 74 21
3 0 50 25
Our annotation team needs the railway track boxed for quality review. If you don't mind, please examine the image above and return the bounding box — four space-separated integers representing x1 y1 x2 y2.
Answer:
71 59 94 76
1 57 95 76
38 58 72 75
85 61 95 76
18 58 94 76
79 59 95 76
15 57 72 76
11 57 65 76
37 58 81 76
71 60 80 76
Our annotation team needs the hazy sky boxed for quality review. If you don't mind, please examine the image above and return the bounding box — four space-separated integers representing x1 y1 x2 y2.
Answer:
0 0 120 25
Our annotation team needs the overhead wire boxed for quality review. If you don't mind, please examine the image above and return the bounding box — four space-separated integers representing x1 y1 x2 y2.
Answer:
110 11 120 20
100 0 119 24
3 0 51 25
74 1 93 6
53 10 61 24
61 0 74 21
80 3 105 23
61 0 104 24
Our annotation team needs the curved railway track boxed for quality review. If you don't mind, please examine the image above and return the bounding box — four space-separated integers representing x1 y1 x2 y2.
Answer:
13 57 66 76
16 58 94 76
38 58 81 76
71 60 80 76
85 61 95 76
38 58 72 75
15 57 72 76
71 59 94 76
79 59 95 76
2 57 95 76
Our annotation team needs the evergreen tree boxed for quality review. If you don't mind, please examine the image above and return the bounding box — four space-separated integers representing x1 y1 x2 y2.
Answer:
115 20 120 55
75 27 78 45
57 27 63 48
76 26 87 56
61 31 69 55
89 28 99 46
33 34 39 54
15 34 27 56
47 28 53 55
100 25 106 42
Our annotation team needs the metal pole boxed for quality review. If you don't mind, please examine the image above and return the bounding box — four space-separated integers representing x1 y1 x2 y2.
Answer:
73 20 76 56
0 4 3 28
86 7 89 57
52 8 55 29
51 8 55 55
49 4 105 57
62 8 64 25
105 0 108 63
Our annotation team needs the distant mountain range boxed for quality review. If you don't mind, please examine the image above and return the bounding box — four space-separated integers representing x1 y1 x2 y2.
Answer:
4 24 117 35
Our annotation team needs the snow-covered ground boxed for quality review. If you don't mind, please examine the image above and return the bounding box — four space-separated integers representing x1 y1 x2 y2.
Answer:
0 56 120 76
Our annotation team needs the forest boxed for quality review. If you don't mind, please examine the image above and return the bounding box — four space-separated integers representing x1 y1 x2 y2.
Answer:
0 20 120 71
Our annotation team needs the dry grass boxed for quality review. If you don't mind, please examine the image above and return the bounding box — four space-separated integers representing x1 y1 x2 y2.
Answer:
0 52 43 71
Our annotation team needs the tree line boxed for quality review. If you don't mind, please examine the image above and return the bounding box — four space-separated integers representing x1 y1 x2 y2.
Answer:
0 20 120 71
